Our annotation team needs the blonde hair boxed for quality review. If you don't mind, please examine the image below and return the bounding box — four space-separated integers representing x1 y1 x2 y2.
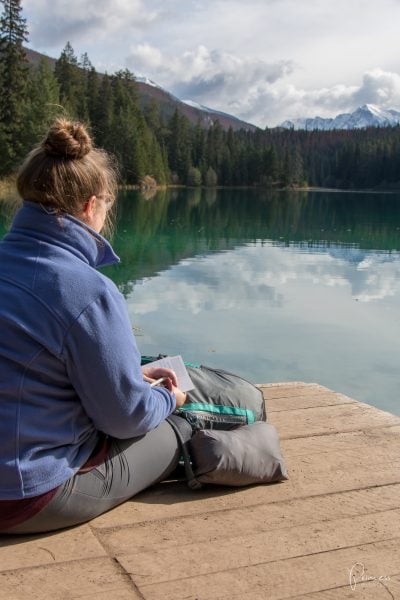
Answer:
16 118 118 236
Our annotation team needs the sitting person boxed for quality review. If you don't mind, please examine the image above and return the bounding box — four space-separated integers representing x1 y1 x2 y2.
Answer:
0 118 190 534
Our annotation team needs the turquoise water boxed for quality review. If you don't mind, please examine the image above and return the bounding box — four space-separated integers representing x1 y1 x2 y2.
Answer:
2 188 400 413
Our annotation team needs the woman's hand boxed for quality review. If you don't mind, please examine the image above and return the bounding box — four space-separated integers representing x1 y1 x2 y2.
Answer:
142 366 186 408
142 366 178 388
172 386 187 408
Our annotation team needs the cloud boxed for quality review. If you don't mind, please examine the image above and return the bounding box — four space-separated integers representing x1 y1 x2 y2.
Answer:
26 0 161 48
128 43 293 90
127 43 294 119
352 69 400 107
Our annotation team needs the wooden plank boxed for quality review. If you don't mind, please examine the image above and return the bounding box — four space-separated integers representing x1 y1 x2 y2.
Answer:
282 424 400 457
98 484 400 555
0 525 106 572
267 392 356 412
258 383 329 399
136 539 400 600
116 508 400 587
271 402 400 439
0 557 141 600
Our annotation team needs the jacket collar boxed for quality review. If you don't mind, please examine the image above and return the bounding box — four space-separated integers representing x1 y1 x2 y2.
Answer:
10 201 120 268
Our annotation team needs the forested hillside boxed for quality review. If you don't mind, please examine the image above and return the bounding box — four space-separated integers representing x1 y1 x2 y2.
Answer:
1 0 400 189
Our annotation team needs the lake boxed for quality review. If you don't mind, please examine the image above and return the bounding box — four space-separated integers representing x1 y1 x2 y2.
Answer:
1 188 400 414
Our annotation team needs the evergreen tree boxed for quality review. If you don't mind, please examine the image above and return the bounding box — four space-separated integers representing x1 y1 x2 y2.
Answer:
25 57 60 146
147 131 167 184
192 121 206 169
263 146 278 184
167 110 192 182
94 73 114 148
187 166 202 186
109 69 148 183
78 52 96 123
0 0 29 174
85 65 100 130
290 145 305 185
54 42 87 119
144 98 161 138
205 166 218 187
80 52 92 71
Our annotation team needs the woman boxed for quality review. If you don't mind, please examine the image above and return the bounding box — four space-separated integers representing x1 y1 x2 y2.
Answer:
0 118 190 534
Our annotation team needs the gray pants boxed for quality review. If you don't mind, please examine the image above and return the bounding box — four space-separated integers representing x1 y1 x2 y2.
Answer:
6 417 191 535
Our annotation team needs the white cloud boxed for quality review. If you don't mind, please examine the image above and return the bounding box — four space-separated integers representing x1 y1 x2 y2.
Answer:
131 43 164 70
353 69 400 107
127 43 293 105
26 0 160 48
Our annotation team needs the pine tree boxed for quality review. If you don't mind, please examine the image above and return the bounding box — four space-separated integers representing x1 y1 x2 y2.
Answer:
54 42 87 119
167 110 191 182
108 69 148 183
94 73 114 148
205 166 218 187
0 0 29 174
263 146 278 184
187 166 202 186
147 131 167 184
144 98 161 138
25 57 60 146
85 65 100 130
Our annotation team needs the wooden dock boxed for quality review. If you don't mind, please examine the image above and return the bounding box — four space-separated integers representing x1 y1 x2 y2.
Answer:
2 382 400 599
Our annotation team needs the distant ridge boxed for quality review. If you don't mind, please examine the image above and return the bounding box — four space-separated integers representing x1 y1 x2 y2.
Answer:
280 104 400 131
25 48 257 132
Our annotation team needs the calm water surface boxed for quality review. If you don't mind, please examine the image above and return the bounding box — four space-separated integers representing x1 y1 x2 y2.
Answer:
2 189 400 413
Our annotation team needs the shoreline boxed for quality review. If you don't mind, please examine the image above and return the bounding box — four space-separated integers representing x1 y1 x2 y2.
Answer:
1 180 400 203
121 183 400 194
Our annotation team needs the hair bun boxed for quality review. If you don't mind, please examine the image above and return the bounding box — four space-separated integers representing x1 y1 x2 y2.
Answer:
43 118 92 159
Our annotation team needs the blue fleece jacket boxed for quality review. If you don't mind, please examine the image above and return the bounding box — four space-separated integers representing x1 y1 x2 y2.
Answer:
0 201 176 500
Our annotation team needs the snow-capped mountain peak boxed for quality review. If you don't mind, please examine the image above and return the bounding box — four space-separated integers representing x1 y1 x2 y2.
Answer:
135 76 163 89
182 99 239 120
280 104 400 131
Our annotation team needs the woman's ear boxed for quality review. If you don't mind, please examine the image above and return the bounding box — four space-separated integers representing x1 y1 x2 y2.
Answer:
82 195 97 219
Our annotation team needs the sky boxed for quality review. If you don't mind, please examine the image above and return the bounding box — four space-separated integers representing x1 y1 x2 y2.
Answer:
23 0 400 128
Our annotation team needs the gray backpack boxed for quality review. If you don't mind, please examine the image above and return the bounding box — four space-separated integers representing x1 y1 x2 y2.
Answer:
167 363 288 489
178 364 266 430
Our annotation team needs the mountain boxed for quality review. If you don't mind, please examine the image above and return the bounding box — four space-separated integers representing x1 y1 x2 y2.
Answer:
280 104 400 131
134 78 257 131
25 48 257 132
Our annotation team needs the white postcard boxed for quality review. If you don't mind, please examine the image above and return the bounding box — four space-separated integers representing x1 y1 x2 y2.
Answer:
145 355 195 392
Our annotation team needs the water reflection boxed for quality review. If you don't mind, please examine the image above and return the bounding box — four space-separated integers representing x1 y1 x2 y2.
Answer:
105 188 400 295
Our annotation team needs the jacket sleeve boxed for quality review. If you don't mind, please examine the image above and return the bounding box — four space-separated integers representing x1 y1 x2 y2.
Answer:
61 285 176 439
